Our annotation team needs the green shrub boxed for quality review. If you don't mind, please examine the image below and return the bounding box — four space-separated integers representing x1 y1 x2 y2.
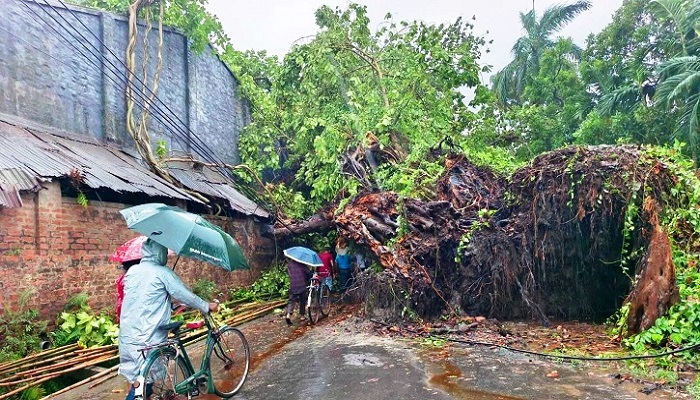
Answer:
52 293 118 348
192 278 218 301
231 261 289 301
0 289 47 363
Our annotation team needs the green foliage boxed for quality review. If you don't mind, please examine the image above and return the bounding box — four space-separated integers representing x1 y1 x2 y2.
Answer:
68 0 228 53
53 294 119 348
492 1 592 105
76 192 89 207
687 375 700 399
191 278 218 301
421 336 447 348
454 208 494 264
18 386 46 400
615 145 700 353
155 138 168 159
230 262 289 301
227 3 488 217
375 159 445 199
0 289 47 363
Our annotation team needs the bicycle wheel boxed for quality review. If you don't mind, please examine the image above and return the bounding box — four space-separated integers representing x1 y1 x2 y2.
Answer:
319 283 331 317
208 327 250 398
307 287 322 324
141 347 191 400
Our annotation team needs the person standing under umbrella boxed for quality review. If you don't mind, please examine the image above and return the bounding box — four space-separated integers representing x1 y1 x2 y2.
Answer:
118 239 219 400
285 257 312 325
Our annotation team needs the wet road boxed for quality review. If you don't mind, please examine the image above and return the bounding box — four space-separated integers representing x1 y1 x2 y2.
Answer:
56 308 687 400
236 314 682 400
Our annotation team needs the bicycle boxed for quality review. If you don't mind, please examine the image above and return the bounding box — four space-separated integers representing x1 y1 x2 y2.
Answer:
133 312 250 399
306 267 332 324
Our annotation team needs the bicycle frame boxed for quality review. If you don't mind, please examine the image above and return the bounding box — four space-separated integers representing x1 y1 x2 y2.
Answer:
306 270 321 308
134 314 229 398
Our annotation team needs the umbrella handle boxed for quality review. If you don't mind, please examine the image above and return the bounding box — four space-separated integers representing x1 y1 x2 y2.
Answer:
172 255 180 271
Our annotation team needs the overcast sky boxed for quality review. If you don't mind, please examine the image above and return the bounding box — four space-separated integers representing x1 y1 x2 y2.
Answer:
205 0 623 81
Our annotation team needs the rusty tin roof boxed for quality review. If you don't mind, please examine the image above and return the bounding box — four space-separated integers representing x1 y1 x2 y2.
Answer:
0 114 268 217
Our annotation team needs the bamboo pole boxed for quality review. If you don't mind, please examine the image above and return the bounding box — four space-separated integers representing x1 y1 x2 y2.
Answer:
74 344 117 354
0 351 117 386
0 345 79 375
3 300 286 399
0 354 117 400
39 365 119 399
0 348 109 379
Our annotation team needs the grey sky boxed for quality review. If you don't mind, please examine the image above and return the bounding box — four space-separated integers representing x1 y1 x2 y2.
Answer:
206 0 623 82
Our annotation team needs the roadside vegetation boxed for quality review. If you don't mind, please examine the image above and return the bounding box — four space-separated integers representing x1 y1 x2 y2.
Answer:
2 0 697 397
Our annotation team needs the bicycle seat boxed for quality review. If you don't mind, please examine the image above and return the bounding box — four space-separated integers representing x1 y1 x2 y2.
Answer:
158 321 184 334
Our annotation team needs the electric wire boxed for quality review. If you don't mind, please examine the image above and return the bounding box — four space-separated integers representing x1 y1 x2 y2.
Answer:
50 0 232 179
38 0 227 176
439 336 700 362
19 0 206 164
16 0 279 224
370 319 700 362
20 0 233 181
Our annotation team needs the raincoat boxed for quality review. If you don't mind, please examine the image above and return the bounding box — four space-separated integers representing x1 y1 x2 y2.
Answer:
118 239 209 383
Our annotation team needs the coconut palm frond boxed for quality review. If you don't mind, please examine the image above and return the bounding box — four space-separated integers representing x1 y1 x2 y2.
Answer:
570 43 584 60
672 93 700 158
511 36 533 58
665 70 700 103
492 60 520 105
598 85 641 115
539 1 593 35
657 56 700 103
689 93 700 139
648 0 697 56
519 9 538 36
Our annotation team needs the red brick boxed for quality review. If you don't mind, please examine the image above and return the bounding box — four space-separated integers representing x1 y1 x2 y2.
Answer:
0 189 271 320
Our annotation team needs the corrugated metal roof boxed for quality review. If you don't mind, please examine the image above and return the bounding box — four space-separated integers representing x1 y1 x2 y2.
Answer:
168 166 270 218
0 182 23 208
0 114 269 217
0 115 199 206
0 168 43 191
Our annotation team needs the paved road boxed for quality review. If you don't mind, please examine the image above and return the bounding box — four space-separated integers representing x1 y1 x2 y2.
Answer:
56 307 687 400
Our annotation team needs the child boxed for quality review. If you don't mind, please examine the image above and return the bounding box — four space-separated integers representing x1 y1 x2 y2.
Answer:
115 259 140 323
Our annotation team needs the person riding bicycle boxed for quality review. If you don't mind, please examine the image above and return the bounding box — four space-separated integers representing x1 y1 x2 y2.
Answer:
118 239 219 400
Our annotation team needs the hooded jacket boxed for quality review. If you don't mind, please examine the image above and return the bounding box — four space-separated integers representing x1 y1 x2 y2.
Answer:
118 239 209 382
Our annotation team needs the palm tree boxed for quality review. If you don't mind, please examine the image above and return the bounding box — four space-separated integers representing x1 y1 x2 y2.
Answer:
492 0 592 105
656 56 700 156
649 0 700 160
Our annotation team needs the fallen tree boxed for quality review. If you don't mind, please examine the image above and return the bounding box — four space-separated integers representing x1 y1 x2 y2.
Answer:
272 145 685 333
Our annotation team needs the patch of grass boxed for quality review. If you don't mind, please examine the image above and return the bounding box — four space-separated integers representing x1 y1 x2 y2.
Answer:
688 375 700 400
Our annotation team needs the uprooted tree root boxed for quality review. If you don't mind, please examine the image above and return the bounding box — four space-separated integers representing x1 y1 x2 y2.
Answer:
280 145 683 333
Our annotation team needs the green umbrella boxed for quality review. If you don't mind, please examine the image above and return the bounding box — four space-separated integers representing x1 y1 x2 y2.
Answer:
119 203 249 271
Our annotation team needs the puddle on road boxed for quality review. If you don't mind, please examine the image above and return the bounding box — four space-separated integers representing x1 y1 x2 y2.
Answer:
425 350 523 400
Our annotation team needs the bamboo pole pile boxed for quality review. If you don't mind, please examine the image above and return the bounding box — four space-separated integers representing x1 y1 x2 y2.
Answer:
0 299 285 400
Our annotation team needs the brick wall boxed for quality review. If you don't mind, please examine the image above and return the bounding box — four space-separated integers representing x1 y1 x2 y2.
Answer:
0 182 275 322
